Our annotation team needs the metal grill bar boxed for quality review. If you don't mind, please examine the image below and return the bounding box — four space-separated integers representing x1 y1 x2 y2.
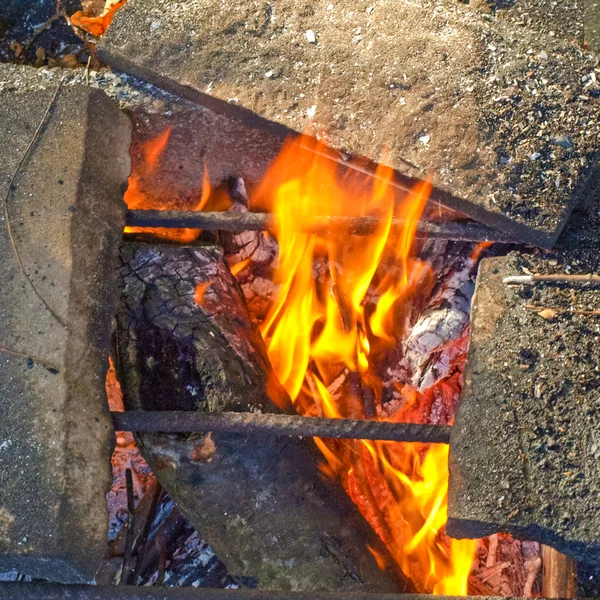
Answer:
111 411 451 444
126 210 516 243
0 582 551 600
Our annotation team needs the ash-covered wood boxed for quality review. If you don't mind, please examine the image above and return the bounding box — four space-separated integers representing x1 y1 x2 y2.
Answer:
113 242 408 592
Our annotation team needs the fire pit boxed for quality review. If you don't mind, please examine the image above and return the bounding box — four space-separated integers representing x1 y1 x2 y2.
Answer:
1 1 600 598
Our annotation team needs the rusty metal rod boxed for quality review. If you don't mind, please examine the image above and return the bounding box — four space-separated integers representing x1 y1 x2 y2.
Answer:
111 411 451 444
126 210 516 243
0 582 527 599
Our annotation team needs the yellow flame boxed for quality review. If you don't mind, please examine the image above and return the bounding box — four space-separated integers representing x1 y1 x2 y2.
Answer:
253 134 476 594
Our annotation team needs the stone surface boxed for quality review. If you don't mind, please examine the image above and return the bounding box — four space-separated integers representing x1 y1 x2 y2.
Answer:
0 66 131 582
448 252 600 563
586 0 600 53
98 0 600 247
469 0 584 44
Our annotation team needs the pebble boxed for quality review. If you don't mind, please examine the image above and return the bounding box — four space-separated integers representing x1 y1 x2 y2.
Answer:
550 135 574 149
305 30 316 44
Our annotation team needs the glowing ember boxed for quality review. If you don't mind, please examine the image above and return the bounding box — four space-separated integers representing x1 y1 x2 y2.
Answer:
252 135 477 594
71 0 127 37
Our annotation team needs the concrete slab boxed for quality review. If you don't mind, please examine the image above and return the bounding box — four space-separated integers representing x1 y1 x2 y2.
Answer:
585 0 600 53
98 0 600 247
448 251 600 563
0 67 131 582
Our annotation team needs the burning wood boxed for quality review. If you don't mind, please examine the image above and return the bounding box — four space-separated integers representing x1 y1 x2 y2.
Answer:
113 242 406 592
109 120 546 595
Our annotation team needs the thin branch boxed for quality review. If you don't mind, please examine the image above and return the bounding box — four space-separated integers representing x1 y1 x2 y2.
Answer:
504 273 600 286
22 6 66 56
526 304 600 316
121 468 136 585
3 82 66 329
0 346 60 371
131 484 163 585
85 55 91 86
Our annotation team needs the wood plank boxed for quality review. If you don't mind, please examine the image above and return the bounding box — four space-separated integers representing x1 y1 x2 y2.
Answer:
541 545 576 599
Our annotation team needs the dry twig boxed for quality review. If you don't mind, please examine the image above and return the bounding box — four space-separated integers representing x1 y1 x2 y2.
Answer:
504 273 600 286
526 304 600 316
0 346 60 371
121 468 136 585
22 1 66 57
3 81 66 328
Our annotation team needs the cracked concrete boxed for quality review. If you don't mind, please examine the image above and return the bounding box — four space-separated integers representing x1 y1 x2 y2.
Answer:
0 65 131 582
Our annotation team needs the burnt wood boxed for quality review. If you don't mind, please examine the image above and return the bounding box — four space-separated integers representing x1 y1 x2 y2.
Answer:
126 210 517 243
113 242 409 592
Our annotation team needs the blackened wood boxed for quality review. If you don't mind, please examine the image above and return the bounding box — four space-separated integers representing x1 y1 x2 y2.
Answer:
113 243 408 592
121 469 136 585
135 508 188 582
127 210 516 243
111 411 451 443
96 479 162 585
131 484 163 585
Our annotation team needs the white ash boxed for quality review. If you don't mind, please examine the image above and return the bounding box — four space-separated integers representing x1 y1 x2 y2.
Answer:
406 282 473 356
385 251 477 392
402 278 474 390
139 498 232 588
226 178 278 266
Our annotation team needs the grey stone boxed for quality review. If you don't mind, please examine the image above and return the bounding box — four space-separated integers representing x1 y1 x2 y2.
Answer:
98 0 600 247
448 252 600 563
0 66 131 582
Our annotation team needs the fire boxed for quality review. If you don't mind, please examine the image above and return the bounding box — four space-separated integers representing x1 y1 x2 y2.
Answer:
253 135 476 594
70 0 127 37
122 127 477 592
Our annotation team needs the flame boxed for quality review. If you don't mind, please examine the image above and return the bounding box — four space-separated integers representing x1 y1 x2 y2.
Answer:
70 0 127 37
124 128 230 242
253 135 476 593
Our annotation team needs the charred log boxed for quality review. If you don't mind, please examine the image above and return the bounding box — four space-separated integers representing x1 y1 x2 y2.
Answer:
113 242 409 592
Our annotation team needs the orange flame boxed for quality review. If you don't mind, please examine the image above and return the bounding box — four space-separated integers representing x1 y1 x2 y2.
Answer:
253 135 476 593
70 0 127 37
124 128 228 242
